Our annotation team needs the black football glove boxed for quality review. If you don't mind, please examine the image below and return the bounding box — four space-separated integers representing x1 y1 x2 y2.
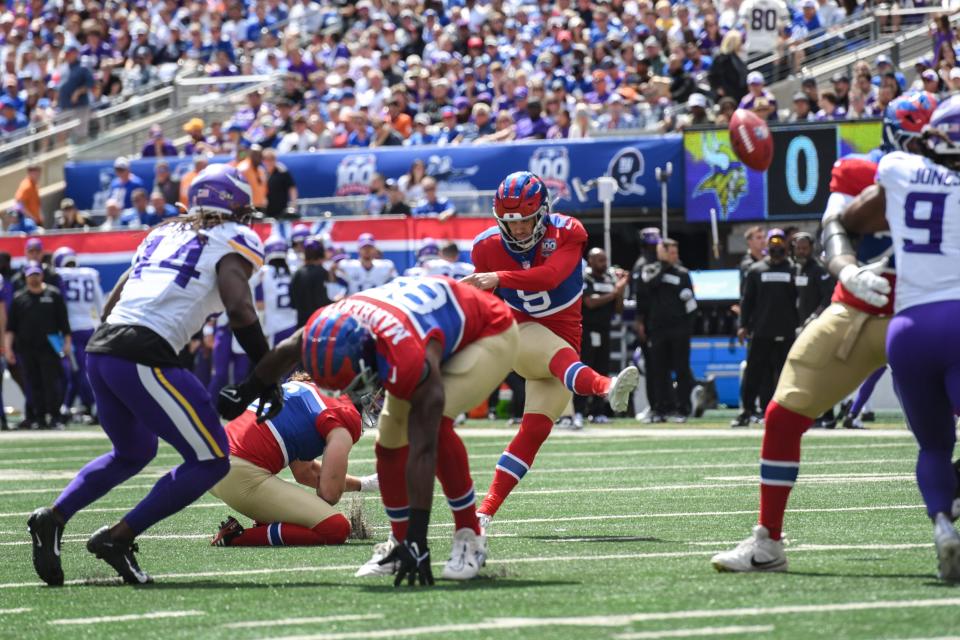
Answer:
217 374 284 421
380 539 433 587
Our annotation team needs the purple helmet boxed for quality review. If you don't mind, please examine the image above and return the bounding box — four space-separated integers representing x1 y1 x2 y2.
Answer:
187 163 255 220
263 236 288 262
53 246 77 268
639 227 661 246
417 237 440 263
927 94 960 158
291 222 312 243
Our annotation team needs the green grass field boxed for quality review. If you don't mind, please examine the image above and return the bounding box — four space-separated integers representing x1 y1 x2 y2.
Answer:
1 414 959 640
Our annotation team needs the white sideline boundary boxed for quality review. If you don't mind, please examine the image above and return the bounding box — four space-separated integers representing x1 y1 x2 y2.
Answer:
224 615 384 629
0 539 937 589
255 598 960 640
613 626 775 639
48 610 205 625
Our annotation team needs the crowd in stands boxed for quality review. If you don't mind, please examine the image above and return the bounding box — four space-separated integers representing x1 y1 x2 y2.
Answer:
4 0 938 147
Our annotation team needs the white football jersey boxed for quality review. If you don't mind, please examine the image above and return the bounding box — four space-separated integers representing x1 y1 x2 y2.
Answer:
261 264 297 340
403 266 428 277
423 258 475 280
878 151 960 313
108 222 264 353
738 0 789 53
338 258 397 294
57 267 104 332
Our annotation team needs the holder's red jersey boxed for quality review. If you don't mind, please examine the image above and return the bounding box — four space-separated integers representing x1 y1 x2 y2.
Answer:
828 152 896 316
472 213 587 349
309 276 515 400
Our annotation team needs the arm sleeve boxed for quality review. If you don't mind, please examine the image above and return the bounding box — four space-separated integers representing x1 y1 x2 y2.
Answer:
316 403 362 444
56 293 71 335
739 270 756 330
7 299 17 334
93 273 105 315
496 240 583 291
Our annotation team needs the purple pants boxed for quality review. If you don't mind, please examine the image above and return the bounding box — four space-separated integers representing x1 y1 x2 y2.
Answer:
887 300 960 519
63 329 95 410
53 353 229 535
272 325 297 348
207 325 250 398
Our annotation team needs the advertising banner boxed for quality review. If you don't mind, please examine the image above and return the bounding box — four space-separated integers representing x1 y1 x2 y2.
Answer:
64 136 684 214
684 120 882 222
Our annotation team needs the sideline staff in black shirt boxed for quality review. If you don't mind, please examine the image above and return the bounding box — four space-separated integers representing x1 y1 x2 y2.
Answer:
7 262 71 428
290 235 332 327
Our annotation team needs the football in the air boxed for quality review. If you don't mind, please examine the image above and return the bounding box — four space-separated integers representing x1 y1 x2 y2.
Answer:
728 108 774 171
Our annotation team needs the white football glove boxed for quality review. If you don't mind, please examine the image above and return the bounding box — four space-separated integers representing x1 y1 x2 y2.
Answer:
359 473 380 493
838 263 891 308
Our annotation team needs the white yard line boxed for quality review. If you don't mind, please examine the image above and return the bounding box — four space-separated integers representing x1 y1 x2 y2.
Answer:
0 608 31 614
48 610 205 625
0 540 936 589
224 615 384 629
255 598 960 640
613 625 775 639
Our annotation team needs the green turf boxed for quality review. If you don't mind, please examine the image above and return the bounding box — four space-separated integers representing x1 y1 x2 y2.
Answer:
1 416 958 640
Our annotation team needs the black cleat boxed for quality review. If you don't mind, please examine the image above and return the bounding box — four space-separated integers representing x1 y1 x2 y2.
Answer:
27 508 64 586
860 411 876 422
86 526 152 584
211 516 245 547
730 412 751 428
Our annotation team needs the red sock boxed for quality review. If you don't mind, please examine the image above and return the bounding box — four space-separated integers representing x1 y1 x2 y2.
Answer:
228 516 349 546
479 413 553 517
436 417 479 534
759 401 813 540
549 347 610 396
376 443 409 540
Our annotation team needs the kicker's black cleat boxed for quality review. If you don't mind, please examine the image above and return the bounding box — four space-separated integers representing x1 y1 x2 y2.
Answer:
211 516 245 547
86 526 153 584
27 508 64 586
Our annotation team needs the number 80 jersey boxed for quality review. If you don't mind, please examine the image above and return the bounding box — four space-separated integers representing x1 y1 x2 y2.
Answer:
107 222 264 353
878 150 960 313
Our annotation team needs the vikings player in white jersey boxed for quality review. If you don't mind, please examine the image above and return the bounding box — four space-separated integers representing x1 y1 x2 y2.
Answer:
423 242 475 280
260 236 298 346
337 232 397 294
27 164 279 587
840 94 960 582
52 247 103 420
402 238 440 277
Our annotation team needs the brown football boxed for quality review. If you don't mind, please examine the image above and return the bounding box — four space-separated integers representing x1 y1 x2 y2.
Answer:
729 108 774 171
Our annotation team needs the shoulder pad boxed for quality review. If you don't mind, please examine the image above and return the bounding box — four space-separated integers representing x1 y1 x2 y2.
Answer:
829 156 878 197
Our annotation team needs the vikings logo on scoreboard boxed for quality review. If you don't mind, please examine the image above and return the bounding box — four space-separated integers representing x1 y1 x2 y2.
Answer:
335 154 378 197
529 147 571 201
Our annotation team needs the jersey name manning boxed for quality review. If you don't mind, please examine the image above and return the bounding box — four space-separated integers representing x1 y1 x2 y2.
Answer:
261 265 297 339
108 222 264 353
57 267 103 332
338 258 397 294
878 151 960 313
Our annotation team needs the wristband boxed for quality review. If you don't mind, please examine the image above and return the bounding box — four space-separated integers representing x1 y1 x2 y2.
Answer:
406 508 431 546
233 320 270 364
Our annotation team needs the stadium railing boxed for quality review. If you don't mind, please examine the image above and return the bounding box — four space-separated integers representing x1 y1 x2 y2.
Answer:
296 190 498 218
69 74 278 161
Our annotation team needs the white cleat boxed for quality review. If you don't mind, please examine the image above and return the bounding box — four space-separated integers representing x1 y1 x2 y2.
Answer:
441 528 483 580
354 535 399 577
934 513 960 582
607 366 640 413
478 512 492 536
711 525 787 572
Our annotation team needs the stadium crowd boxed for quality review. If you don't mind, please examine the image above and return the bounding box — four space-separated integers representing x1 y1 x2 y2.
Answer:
2 0 948 146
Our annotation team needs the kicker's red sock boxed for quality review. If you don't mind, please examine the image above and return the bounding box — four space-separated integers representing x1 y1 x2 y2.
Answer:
759 401 814 540
227 516 350 546
549 347 610 396
376 443 409 540
436 417 479 534
479 413 554 517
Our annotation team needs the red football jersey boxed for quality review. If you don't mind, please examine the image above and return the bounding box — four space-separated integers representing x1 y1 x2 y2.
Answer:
226 381 361 475
472 213 587 350
313 276 515 400
827 154 895 316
